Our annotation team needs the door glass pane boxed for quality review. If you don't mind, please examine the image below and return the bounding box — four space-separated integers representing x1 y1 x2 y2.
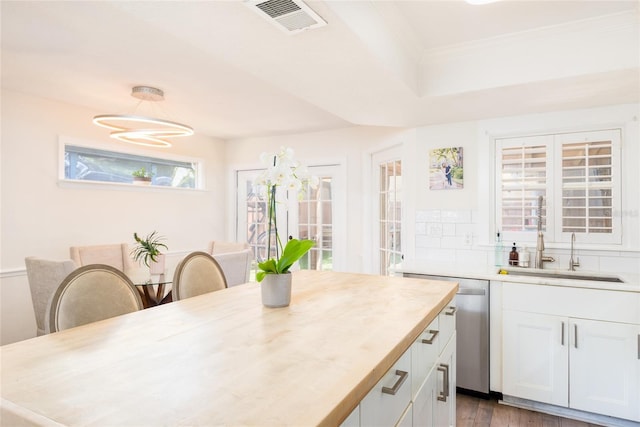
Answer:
379 160 402 275
298 176 333 271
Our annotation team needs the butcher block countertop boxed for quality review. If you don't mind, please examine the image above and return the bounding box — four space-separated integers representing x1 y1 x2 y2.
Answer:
1 270 457 426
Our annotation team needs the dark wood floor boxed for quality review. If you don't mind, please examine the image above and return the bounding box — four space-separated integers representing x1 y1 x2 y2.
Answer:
457 393 602 427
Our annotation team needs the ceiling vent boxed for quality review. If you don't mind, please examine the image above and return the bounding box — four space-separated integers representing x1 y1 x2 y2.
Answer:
246 0 327 34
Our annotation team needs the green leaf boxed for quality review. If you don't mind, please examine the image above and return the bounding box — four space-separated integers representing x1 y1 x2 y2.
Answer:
276 239 314 273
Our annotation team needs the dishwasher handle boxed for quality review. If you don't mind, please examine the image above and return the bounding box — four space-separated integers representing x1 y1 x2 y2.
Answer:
456 288 486 296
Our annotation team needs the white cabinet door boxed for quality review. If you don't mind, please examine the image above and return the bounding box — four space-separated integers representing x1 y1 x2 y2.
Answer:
570 319 640 421
411 317 439 399
502 310 568 407
361 349 412 427
413 366 437 427
435 331 456 427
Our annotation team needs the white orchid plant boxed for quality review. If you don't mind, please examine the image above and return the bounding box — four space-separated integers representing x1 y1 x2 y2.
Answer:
254 147 319 282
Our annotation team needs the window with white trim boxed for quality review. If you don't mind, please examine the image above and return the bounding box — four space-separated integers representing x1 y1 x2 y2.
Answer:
496 129 621 245
64 145 198 188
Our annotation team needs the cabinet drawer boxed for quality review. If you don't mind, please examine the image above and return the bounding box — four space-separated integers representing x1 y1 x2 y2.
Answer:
361 349 412 426
438 298 457 354
411 316 439 398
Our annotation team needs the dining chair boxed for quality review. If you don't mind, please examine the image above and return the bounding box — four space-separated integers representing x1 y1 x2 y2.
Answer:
24 257 77 336
213 248 253 287
69 243 134 271
172 251 227 301
207 240 250 255
45 264 143 333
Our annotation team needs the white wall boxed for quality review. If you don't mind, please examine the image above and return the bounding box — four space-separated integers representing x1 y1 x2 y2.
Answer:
0 89 227 344
225 126 414 274
405 104 640 276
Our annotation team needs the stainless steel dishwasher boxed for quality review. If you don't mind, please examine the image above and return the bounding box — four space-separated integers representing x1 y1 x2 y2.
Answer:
404 273 490 397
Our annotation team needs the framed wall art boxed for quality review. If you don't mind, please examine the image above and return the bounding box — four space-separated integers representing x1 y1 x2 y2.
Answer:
429 147 463 190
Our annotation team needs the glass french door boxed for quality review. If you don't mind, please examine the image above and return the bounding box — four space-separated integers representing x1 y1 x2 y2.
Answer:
236 165 344 278
373 149 403 276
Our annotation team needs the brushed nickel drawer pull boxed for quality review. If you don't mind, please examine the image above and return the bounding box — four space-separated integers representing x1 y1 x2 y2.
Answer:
437 364 450 402
637 334 639 360
422 329 439 345
561 322 565 346
574 324 578 349
444 306 457 316
381 370 408 396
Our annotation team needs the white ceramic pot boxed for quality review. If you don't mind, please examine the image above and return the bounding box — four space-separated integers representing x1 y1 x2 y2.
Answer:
261 273 292 308
149 254 166 275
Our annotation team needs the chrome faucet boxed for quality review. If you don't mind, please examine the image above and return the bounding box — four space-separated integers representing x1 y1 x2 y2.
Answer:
569 232 580 271
534 195 555 269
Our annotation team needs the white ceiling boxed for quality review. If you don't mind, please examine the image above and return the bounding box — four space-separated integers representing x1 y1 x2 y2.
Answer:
2 0 639 141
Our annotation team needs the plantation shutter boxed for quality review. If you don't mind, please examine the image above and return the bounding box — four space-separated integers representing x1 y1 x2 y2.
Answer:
498 136 550 233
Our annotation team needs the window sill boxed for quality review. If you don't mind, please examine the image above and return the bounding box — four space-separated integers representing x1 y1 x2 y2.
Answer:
57 179 207 193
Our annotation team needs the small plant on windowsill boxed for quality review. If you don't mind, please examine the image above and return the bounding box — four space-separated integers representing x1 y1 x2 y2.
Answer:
132 167 153 185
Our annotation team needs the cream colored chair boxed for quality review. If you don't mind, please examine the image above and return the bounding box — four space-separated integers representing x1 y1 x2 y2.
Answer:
172 252 227 301
45 264 143 333
25 257 77 336
70 243 134 271
207 240 250 255
213 248 253 287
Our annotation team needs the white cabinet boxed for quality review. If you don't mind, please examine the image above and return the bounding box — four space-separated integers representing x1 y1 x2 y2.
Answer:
361 350 412 426
435 331 456 427
502 282 640 422
347 300 457 427
569 319 639 421
411 303 457 427
502 310 568 406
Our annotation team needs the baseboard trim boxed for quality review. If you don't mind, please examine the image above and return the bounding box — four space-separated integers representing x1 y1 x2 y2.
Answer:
500 395 639 427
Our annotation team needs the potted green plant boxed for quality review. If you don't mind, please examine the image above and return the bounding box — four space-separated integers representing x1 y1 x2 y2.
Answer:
132 167 152 185
131 231 168 275
254 147 318 307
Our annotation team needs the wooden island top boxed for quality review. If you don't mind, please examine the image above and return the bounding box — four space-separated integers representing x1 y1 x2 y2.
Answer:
1 270 457 426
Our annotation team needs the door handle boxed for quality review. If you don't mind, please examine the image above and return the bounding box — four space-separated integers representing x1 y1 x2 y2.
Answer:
381 370 408 396
437 364 450 402
456 288 486 296
421 329 439 345
574 324 578 349
561 321 565 346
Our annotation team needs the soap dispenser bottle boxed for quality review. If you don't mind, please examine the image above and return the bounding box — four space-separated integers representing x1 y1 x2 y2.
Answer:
509 242 519 266
494 232 503 266
520 245 530 268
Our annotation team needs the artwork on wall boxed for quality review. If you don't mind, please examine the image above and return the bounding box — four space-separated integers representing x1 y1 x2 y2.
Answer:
429 147 463 190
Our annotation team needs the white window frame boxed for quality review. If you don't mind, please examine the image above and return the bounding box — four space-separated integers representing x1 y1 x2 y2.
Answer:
495 129 621 246
58 136 204 190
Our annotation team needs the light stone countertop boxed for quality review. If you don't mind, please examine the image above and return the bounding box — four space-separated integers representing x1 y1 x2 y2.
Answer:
0 270 457 427
395 261 640 293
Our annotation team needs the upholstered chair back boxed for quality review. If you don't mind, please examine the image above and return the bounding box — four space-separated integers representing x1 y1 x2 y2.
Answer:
46 264 143 333
69 243 134 271
207 240 250 255
172 252 227 301
213 248 253 287
25 257 77 336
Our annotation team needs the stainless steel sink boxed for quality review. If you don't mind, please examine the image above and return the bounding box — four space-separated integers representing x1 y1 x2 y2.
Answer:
498 267 624 283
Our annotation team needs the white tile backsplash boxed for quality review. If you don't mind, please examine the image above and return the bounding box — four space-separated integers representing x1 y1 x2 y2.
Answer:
440 210 471 223
442 223 456 236
416 210 441 222
414 208 639 277
426 223 443 238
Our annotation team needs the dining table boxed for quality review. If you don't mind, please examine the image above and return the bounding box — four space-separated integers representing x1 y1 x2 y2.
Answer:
1 270 457 426
125 266 173 308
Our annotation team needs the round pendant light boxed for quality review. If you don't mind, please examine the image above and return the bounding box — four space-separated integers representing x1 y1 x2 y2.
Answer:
93 86 193 148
